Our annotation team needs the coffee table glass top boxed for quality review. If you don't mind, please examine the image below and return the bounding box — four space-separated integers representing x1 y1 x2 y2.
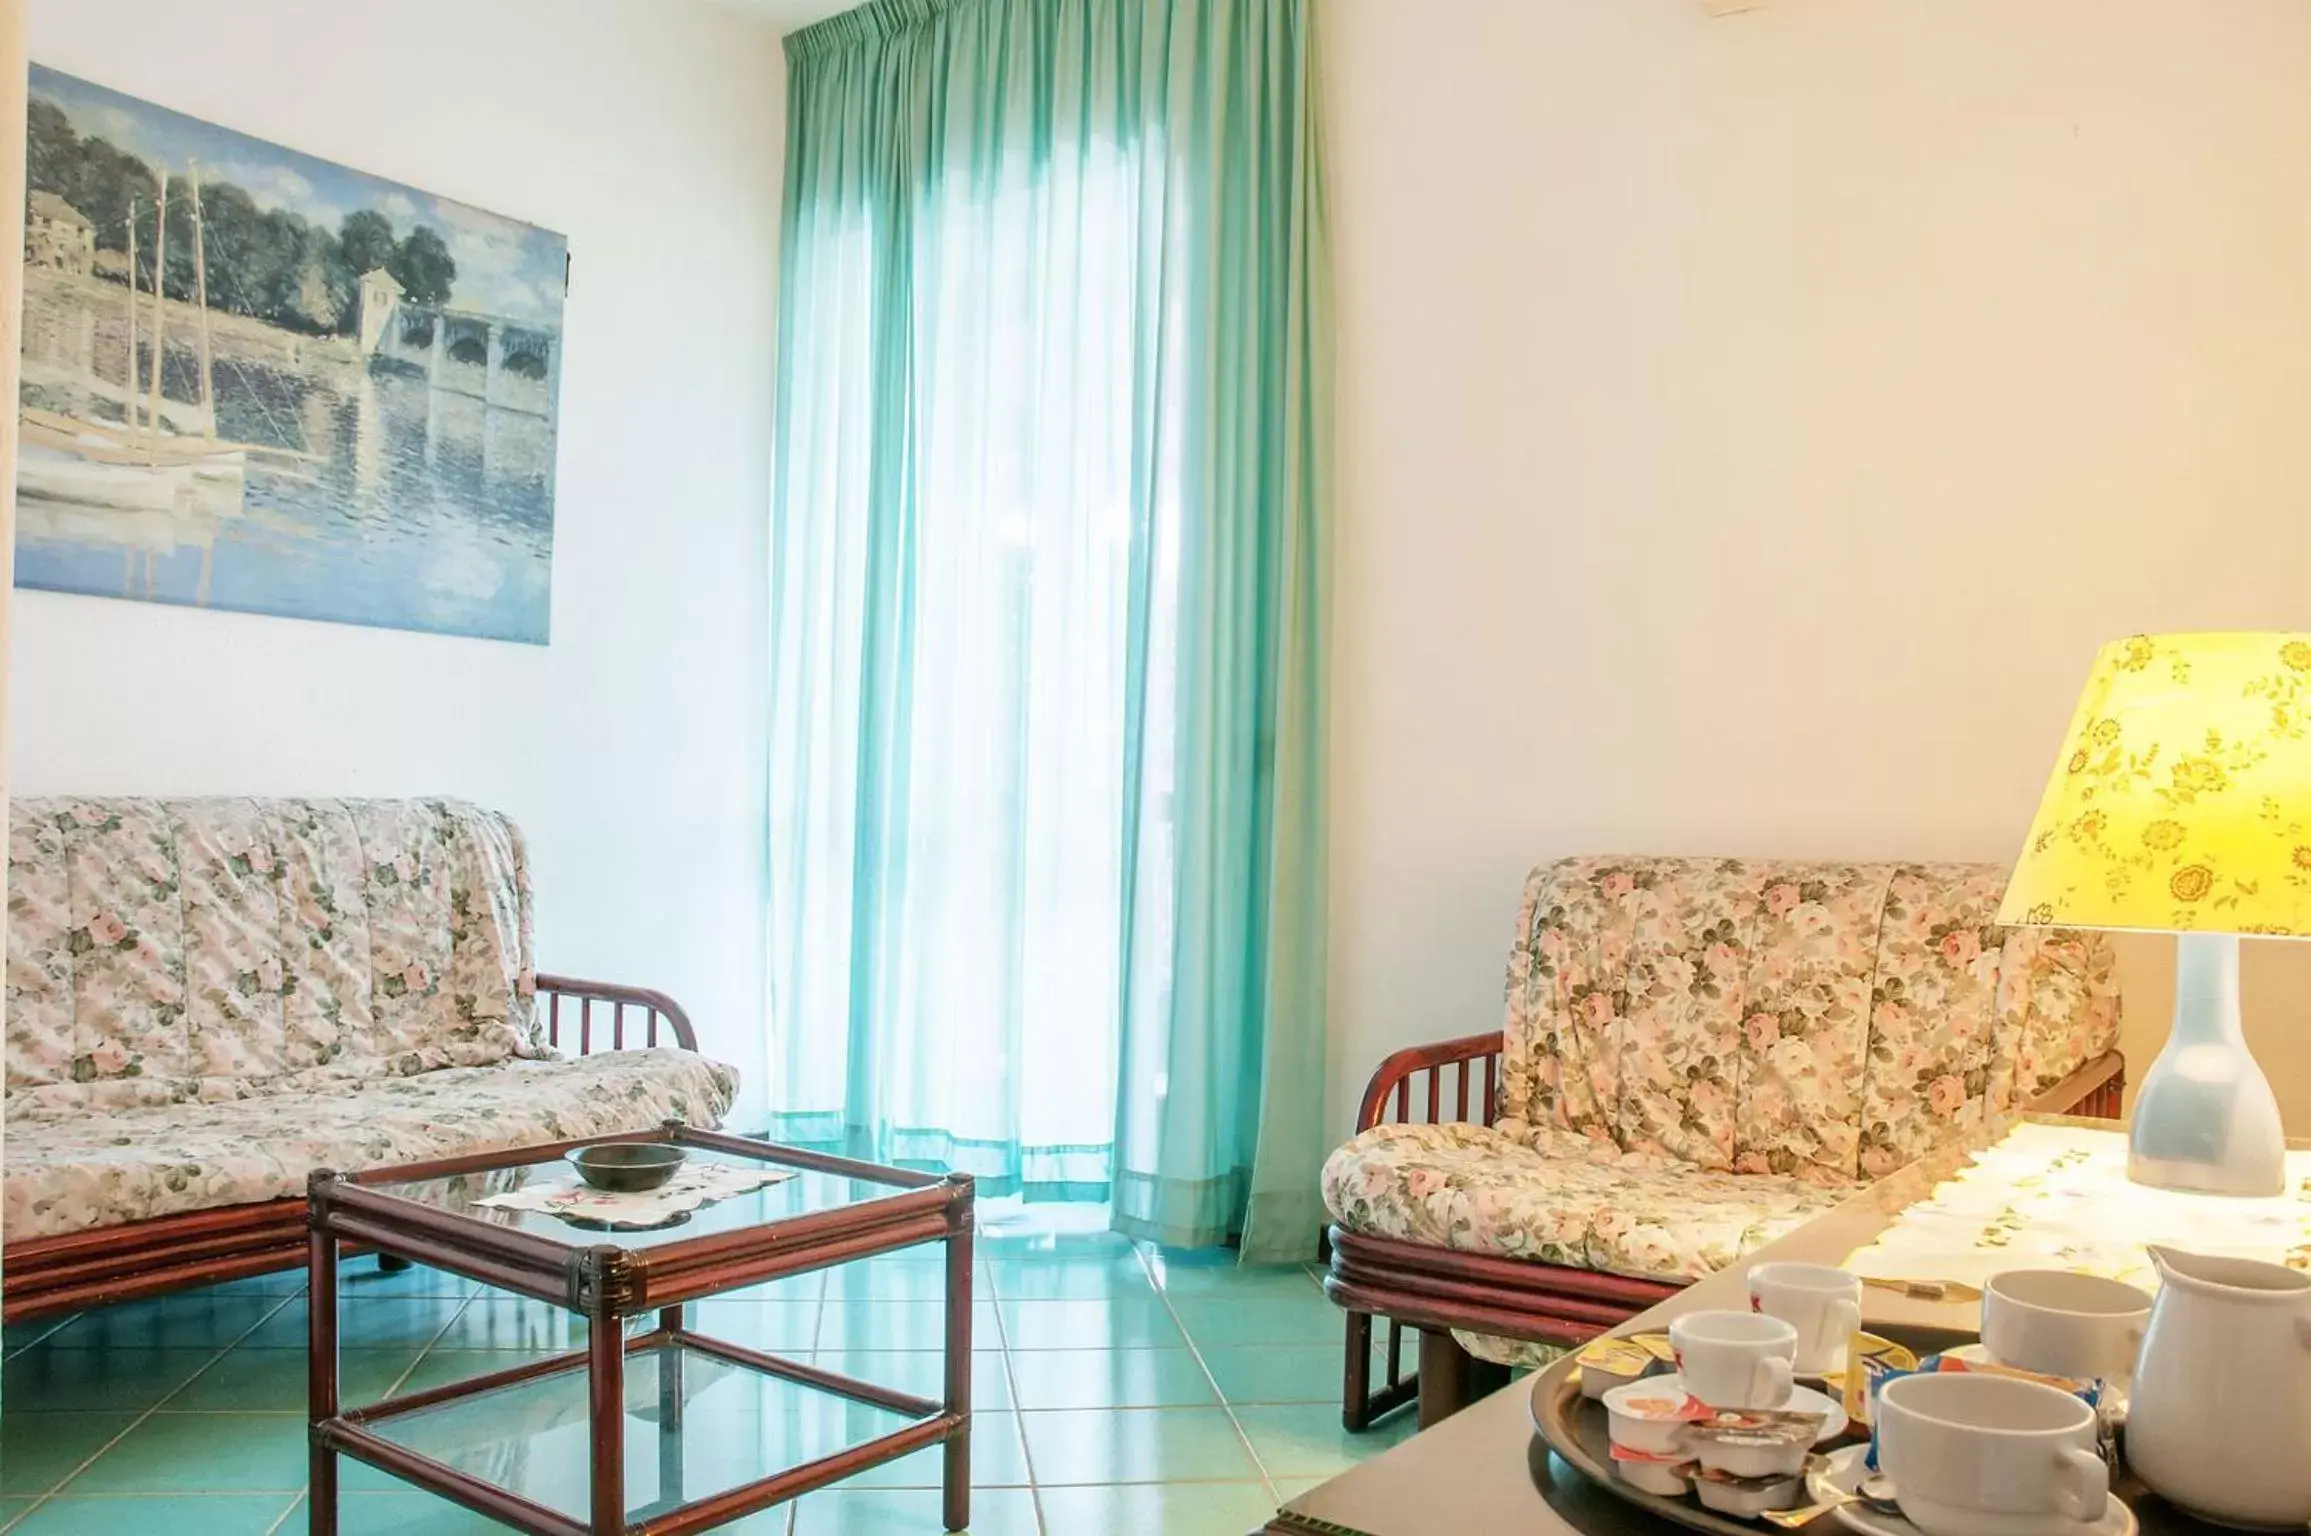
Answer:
369 1142 914 1253
367 1342 920 1523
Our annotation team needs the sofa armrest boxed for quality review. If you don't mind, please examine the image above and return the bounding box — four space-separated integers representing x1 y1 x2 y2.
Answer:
1357 1031 1506 1133
2023 1050 2126 1121
533 974 699 1054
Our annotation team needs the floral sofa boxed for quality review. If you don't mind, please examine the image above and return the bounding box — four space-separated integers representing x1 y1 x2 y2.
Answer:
1320 857 2124 1430
3 796 738 1318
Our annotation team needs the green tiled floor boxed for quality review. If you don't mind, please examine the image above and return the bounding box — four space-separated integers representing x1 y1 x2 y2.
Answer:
1 1227 1419 1534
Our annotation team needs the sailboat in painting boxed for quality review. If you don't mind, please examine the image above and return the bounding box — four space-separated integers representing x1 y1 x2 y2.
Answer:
23 165 235 583
19 158 329 598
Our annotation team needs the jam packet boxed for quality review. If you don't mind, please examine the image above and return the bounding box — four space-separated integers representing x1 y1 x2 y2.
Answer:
1611 1385 1714 1422
1695 1464 1807 1490
1580 1332 1678 1394
1921 1354 2094 1395
1835 1332 1921 1423
1578 1336 1663 1377
1685 1406 1825 1450
1694 1461 1813 1516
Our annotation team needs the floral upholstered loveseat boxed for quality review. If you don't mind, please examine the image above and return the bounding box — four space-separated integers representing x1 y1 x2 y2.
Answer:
1320 857 2124 1429
3 796 737 1318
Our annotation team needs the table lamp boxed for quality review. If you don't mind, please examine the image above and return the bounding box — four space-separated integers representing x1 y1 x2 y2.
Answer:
2000 632 2311 1197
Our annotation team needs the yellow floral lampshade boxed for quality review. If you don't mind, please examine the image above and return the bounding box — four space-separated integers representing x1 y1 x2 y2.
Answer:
1999 632 2311 936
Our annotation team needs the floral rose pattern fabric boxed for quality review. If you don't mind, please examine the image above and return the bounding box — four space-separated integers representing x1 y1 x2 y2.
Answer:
7 797 548 1109
1322 1120 1846 1281
6 797 739 1241
6 1048 737 1241
1489 858 2118 1185
1328 858 2120 1352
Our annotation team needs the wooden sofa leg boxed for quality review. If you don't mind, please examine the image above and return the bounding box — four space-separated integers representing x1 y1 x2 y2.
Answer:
1342 1310 1375 1432
1416 1330 1510 1429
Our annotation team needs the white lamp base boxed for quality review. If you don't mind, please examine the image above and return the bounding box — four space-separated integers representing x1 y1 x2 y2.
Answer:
2128 932 2287 1198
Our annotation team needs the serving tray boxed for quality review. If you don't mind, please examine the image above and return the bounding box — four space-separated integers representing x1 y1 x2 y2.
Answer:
1529 1323 1974 1536
1529 1323 2214 1536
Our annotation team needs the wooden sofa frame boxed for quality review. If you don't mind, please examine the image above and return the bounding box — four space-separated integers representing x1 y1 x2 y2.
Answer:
1326 1031 2128 1431
3 976 700 1323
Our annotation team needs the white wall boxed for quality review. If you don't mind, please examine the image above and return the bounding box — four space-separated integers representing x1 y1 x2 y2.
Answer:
14 0 787 1095
1322 0 2311 1135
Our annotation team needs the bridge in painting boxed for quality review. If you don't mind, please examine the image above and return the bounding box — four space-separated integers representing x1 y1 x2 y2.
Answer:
355 268 558 419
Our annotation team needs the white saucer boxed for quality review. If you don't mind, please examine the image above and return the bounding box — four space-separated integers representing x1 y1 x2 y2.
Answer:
1813 1445 2137 1536
1650 1372 1849 1442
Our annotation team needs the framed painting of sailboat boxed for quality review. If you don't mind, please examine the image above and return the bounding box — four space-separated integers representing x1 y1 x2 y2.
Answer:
18 66 565 643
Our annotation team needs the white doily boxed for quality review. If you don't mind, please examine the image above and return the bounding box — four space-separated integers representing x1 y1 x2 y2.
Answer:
473 1159 796 1230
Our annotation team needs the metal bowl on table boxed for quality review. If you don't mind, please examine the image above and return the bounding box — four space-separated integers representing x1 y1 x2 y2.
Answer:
568 1143 688 1192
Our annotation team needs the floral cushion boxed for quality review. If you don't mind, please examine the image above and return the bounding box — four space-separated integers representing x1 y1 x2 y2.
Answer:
4 1048 739 1242
1322 1121 1846 1285
1497 858 2121 1183
7 797 544 1111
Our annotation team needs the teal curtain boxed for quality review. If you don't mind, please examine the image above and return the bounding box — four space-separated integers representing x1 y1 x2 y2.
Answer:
765 0 1331 1259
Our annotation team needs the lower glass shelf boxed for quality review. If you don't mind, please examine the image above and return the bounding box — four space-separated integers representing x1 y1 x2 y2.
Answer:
349 1338 947 1523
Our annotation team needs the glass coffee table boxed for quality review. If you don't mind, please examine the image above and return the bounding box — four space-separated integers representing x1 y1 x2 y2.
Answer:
304 1121 974 1536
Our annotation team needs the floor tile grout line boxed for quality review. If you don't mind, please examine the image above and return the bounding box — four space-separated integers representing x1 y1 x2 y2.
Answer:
780 1274 833 1536
794 1278 847 1536
2 1313 66 1361
371 1277 492 1405
23 1287 306 1515
1134 1242 1284 1509
983 1258 1050 1536
28 1272 492 1523
264 1491 307 1536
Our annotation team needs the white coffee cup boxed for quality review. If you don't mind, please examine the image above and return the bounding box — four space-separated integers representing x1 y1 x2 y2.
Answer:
1980 1270 2151 1382
1669 1309 1796 1409
1877 1372 2110 1536
1747 1261 1862 1376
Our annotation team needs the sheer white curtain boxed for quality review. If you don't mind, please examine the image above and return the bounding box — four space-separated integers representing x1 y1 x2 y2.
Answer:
767 58 1175 1198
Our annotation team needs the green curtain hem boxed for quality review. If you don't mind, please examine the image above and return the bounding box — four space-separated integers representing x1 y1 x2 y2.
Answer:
1110 1211 1227 1252
1111 1186 1325 1261
1236 1185 1328 1265
758 1112 1114 1203
1110 1165 1249 1251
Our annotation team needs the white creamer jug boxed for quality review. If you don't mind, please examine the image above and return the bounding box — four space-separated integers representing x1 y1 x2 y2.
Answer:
2125 1245 2311 1529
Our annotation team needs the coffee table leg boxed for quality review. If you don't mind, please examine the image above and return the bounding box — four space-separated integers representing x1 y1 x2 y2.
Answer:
307 1218 339 1536
590 1317 626 1534
658 1311 686 1508
943 1177 974 1532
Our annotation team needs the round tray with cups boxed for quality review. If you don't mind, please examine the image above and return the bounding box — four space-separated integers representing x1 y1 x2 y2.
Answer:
1525 1256 2299 1536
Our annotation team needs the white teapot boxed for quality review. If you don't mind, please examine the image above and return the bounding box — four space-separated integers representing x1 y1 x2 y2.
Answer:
2125 1245 2311 1529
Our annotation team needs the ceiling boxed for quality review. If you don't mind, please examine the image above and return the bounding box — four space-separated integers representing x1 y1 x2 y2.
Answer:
718 0 853 31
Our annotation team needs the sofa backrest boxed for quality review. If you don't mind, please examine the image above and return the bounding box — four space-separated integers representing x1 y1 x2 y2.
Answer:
6 797 540 1112
1494 857 2121 1184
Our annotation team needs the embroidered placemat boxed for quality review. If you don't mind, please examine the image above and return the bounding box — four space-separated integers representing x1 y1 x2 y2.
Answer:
475 1159 796 1230
1844 1119 2311 1291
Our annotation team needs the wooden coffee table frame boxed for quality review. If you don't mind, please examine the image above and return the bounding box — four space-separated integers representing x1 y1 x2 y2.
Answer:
306 1122 975 1536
